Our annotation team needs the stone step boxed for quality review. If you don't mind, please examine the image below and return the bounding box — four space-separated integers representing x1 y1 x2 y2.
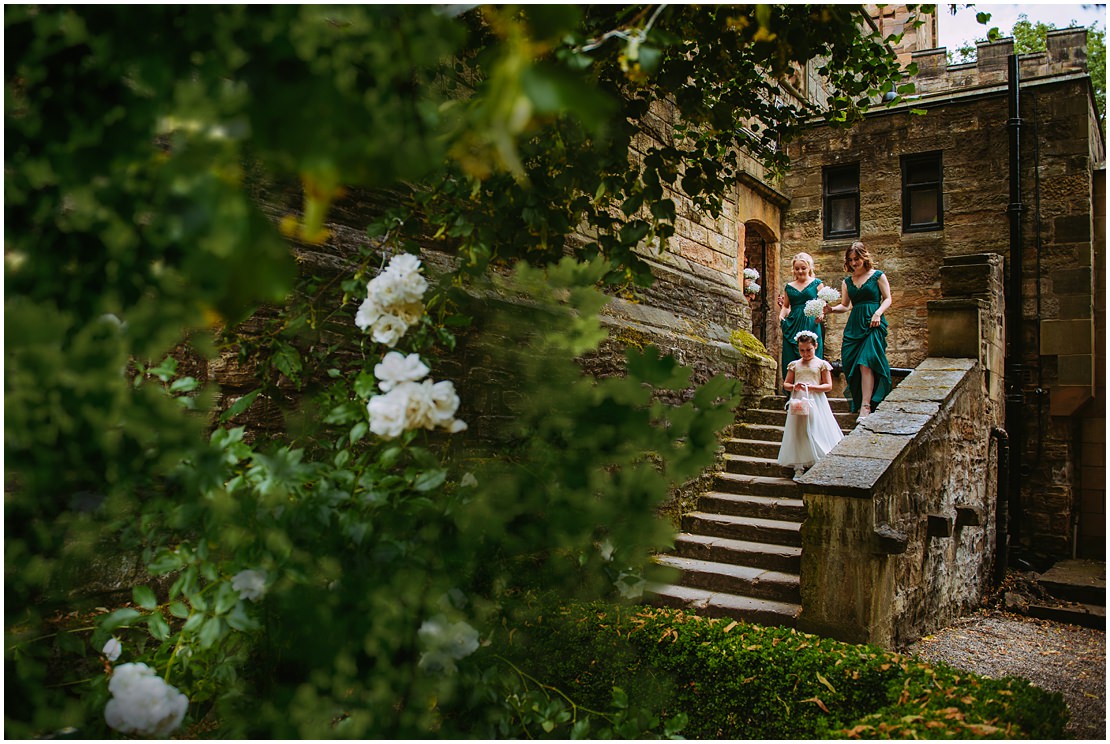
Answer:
1038 559 1106 606
697 491 806 522
733 423 787 443
654 555 801 603
712 471 800 498
1025 602 1106 630
722 437 781 459
744 407 859 429
681 511 802 547
761 395 853 413
722 453 793 478
646 582 800 628
672 532 802 573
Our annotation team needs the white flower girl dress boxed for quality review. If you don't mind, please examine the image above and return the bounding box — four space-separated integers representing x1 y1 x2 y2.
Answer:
776 358 844 472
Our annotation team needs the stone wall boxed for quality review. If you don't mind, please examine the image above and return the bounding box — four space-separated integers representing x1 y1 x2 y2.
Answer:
798 357 999 647
781 33 1104 564
1077 167 1106 558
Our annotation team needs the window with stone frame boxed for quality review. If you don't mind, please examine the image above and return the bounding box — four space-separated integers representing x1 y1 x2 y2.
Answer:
822 163 860 239
901 151 943 232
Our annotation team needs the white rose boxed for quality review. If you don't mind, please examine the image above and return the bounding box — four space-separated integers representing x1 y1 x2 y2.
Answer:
354 295 382 332
368 272 404 307
375 352 430 392
401 380 437 431
102 637 122 662
104 662 188 737
367 388 409 439
371 314 410 347
392 270 428 304
427 380 460 426
231 569 267 602
417 615 480 674
384 252 422 277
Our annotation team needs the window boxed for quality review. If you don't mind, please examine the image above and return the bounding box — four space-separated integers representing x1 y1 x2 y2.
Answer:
823 163 859 239
902 152 943 232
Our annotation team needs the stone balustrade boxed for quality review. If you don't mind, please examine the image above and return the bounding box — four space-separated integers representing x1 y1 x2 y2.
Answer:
794 357 999 647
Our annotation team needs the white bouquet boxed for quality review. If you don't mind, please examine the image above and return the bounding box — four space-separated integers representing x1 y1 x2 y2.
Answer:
803 298 826 318
817 286 841 305
744 281 761 297
743 267 760 282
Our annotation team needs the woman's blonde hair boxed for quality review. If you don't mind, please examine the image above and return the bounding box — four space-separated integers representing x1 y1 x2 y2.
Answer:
790 252 816 278
844 241 873 272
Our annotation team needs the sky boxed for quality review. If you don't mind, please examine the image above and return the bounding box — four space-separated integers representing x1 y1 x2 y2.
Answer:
937 3 1107 51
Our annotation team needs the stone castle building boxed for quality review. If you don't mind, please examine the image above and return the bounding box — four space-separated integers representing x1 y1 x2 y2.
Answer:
768 10 1105 565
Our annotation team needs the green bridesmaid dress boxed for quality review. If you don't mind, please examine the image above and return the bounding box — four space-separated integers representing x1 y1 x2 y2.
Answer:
842 270 892 413
780 278 825 378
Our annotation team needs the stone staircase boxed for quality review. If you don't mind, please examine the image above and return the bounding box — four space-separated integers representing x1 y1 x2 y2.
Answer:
649 394 858 627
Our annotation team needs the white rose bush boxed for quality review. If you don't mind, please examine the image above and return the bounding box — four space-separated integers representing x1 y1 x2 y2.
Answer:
104 663 188 737
16 247 739 739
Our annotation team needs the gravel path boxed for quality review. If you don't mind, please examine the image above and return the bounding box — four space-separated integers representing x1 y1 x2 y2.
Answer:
904 608 1105 740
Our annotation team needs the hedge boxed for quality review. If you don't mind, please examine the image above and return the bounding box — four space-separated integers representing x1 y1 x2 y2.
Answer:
498 602 1068 739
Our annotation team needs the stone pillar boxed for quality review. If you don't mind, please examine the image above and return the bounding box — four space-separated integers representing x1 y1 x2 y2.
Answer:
927 253 1005 400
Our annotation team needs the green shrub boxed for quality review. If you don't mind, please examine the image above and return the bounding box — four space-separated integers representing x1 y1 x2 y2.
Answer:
501 602 1069 740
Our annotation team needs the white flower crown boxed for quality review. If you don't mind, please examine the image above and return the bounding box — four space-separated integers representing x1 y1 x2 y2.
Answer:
793 330 819 344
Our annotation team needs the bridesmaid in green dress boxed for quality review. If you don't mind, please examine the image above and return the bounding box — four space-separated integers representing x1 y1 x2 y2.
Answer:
826 242 892 418
777 252 827 378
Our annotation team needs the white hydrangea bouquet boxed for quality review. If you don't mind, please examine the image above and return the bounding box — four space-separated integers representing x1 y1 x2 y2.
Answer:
743 267 760 298
804 286 841 318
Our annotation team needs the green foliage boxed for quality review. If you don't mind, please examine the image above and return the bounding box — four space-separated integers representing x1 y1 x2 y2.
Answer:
389 4 920 284
6 4 932 738
503 603 1070 740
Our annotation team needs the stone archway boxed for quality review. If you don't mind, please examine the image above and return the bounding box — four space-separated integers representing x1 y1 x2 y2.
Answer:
742 221 780 363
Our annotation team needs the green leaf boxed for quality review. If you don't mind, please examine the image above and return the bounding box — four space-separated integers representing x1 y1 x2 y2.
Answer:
132 585 157 610
413 468 447 492
226 602 261 632
170 376 199 393
148 550 185 575
219 389 261 423
168 601 190 619
349 421 368 444
100 608 142 633
198 616 225 649
273 342 303 382
214 583 239 615
354 371 377 399
147 612 172 641
182 613 205 634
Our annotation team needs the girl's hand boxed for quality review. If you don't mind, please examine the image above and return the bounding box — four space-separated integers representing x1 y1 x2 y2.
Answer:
816 312 825 324
870 313 882 328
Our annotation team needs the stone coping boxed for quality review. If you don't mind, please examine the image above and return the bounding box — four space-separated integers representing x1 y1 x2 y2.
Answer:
796 358 976 496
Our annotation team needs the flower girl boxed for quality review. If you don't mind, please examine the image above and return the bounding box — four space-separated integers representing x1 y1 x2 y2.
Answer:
777 330 844 478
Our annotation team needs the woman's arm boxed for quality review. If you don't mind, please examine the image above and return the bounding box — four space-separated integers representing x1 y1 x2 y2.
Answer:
778 289 790 322
871 273 893 328
827 279 852 314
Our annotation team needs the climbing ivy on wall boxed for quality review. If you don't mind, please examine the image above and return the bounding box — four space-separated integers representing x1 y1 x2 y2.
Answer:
5 4 930 738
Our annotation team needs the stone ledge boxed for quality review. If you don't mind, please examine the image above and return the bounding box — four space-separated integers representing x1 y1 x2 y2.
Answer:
798 358 976 498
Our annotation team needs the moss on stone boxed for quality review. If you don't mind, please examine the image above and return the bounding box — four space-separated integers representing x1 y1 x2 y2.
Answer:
729 328 773 362
610 327 654 351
